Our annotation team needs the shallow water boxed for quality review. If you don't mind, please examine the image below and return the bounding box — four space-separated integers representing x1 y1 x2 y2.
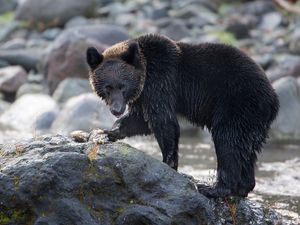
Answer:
124 135 300 223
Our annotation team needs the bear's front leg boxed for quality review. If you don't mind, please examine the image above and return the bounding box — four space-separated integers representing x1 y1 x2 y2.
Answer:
105 111 152 142
150 116 180 170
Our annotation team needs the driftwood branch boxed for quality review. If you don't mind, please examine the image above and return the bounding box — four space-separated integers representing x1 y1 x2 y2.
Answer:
273 0 300 14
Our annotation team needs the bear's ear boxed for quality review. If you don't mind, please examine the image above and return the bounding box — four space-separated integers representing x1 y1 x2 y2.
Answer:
121 41 141 67
86 47 103 70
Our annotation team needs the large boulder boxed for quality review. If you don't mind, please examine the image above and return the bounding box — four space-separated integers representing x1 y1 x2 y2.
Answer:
0 94 59 132
271 76 300 141
0 65 27 93
14 0 96 29
0 134 284 225
51 93 116 135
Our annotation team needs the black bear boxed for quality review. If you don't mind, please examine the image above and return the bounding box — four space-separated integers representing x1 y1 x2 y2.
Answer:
86 34 279 198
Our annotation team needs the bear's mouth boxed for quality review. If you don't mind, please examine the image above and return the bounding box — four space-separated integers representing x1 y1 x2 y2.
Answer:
112 111 124 118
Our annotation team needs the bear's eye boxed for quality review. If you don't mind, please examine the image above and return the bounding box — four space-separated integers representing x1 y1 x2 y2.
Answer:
105 85 113 93
118 84 125 90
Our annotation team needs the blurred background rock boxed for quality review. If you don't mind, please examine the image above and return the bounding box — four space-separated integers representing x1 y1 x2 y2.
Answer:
0 0 300 222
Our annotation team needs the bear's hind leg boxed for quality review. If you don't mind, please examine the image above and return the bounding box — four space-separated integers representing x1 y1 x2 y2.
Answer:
236 152 257 197
197 137 243 198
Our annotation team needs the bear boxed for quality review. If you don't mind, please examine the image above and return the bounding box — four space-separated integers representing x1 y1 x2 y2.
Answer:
86 34 279 198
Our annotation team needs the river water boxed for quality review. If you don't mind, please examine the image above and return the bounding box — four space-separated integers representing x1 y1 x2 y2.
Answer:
124 135 300 223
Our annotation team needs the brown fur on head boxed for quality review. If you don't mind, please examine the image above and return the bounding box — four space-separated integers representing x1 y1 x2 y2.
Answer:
86 40 146 117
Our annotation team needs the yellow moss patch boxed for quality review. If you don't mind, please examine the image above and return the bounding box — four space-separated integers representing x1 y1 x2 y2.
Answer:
88 144 99 162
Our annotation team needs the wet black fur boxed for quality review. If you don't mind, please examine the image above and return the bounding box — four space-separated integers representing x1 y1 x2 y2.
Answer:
87 34 279 198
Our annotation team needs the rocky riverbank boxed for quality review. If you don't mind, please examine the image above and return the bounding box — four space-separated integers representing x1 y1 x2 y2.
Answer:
0 134 289 225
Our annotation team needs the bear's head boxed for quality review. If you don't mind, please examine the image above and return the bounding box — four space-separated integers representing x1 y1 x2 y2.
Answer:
86 40 146 118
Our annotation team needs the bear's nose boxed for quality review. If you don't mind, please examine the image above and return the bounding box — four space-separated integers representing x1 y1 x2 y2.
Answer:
110 103 125 117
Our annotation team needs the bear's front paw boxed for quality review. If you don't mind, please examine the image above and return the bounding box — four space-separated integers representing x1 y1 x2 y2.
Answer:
103 129 124 142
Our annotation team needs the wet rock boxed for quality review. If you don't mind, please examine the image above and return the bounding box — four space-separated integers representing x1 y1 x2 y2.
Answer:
266 55 300 82
0 134 284 224
0 49 44 72
51 93 116 135
15 0 96 29
0 65 27 93
288 29 300 55
52 78 92 105
0 94 59 132
45 36 106 94
271 77 300 141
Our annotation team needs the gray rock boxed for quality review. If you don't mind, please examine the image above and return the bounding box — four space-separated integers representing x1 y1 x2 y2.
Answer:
0 38 26 50
0 59 10 68
0 65 27 93
289 29 300 55
233 0 276 17
251 53 274 70
0 94 59 132
0 99 10 115
225 15 257 39
51 93 116 135
15 0 96 28
259 12 282 31
0 0 17 14
41 28 62 41
65 16 93 29
271 76 300 141
54 24 130 47
151 5 169 20
187 16 212 29
52 78 92 105
0 134 284 224
0 48 44 72
159 19 189 41
34 110 58 131
16 83 48 98
0 21 20 43
266 54 300 82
